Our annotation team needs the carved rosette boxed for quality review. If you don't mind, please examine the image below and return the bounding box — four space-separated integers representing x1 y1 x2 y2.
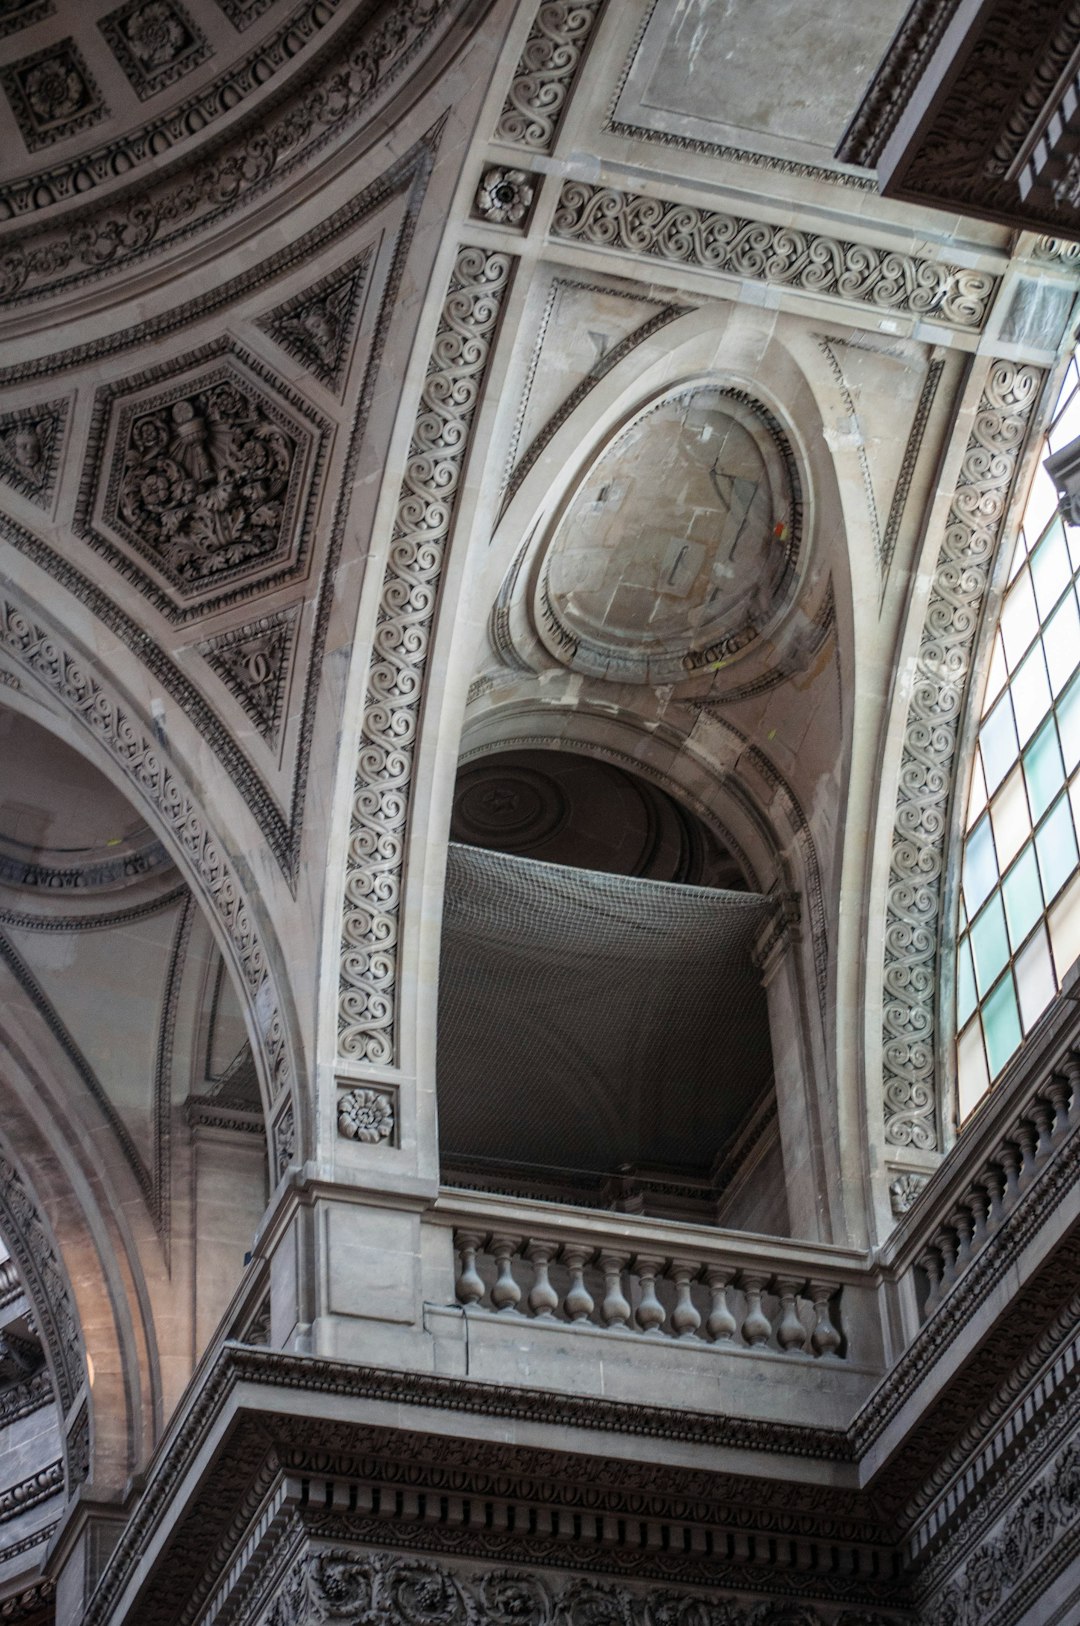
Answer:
338 247 511 1063
551 181 997 330
337 1087 394 1143
883 360 1043 1149
475 167 535 226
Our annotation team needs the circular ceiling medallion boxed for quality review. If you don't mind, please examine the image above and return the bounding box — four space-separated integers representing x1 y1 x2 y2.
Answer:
453 766 568 853
536 385 803 684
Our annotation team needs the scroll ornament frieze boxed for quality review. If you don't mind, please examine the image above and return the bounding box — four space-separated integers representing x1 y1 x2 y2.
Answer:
0 597 292 1101
495 0 603 153
338 247 511 1063
551 181 997 330
883 360 1043 1150
263 1548 899 1626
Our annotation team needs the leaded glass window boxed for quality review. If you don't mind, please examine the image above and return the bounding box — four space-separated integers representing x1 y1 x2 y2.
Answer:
957 352 1080 1119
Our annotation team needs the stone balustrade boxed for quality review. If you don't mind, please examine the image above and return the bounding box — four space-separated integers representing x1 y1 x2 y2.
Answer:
907 1047 1080 1317
451 1227 846 1358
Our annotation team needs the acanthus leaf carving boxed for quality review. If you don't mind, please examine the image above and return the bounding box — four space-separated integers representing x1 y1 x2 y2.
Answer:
338 246 512 1063
882 359 1043 1150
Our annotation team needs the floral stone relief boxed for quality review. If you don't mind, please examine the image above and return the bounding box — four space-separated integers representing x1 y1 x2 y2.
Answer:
99 0 211 100
0 38 107 150
337 1088 395 1143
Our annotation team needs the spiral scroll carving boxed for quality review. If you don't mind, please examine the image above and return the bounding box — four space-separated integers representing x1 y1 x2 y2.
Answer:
882 360 1043 1149
495 1 602 152
338 248 511 1062
551 181 997 330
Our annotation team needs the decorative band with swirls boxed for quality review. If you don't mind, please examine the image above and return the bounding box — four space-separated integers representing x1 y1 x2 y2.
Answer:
551 180 997 330
338 248 512 1063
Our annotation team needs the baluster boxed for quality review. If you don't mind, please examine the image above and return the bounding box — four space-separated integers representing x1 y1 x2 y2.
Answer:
983 1165 1006 1229
599 1253 631 1331
1031 1098 1055 1161
1014 1121 1038 1188
808 1279 842 1357
740 1272 772 1347
998 1142 1022 1210
917 1245 943 1313
774 1275 808 1353
490 1235 522 1313
1045 1075 1071 1140
562 1245 595 1322
704 1266 737 1342
950 1207 973 1272
455 1231 485 1307
526 1241 559 1318
669 1260 702 1339
1061 1054 1080 1127
965 1187 989 1253
634 1255 666 1334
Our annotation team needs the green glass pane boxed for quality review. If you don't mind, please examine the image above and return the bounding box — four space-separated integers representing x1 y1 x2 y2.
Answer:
983 973 1022 1077
1036 794 1078 903
970 893 1010 995
1042 590 1080 696
1058 670 1080 774
1003 843 1043 946
963 814 998 915
1024 715 1065 820
1011 645 1052 745
957 936 978 1027
981 693 1019 793
1031 519 1072 619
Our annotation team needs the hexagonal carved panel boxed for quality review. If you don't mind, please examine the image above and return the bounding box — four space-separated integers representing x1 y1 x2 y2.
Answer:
78 341 329 621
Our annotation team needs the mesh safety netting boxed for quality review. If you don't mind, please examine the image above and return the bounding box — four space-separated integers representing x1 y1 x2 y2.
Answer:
438 843 777 1181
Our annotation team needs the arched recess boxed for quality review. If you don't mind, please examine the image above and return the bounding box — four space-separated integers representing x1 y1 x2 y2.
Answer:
0 585 303 1184
451 696 839 1241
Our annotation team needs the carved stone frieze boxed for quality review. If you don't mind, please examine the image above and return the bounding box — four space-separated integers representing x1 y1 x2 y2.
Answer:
213 0 274 28
0 0 452 303
257 249 373 395
0 0 53 39
550 182 997 330
0 1460 63 1524
80 344 326 615
496 0 603 153
338 246 512 1063
0 595 292 1101
0 401 68 509
99 0 211 99
198 605 300 749
274 1100 296 1180
259 1546 906 1626
882 360 1043 1149
0 37 106 151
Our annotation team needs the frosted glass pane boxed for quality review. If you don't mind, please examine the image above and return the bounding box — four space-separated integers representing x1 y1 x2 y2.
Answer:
1024 716 1065 819
1031 520 1072 619
1003 843 1043 946
957 1018 990 1121
1049 867 1080 983
967 749 988 830
1035 793 1078 902
982 693 1019 792
1042 591 1080 696
1025 463 1060 546
1068 517 1080 574
983 974 1022 1076
957 936 978 1027
1011 646 1052 744
1050 384 1080 454
1016 925 1055 1032
1001 571 1040 668
1058 671 1080 773
990 764 1031 870
971 893 1009 993
983 631 1009 713
963 814 998 915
